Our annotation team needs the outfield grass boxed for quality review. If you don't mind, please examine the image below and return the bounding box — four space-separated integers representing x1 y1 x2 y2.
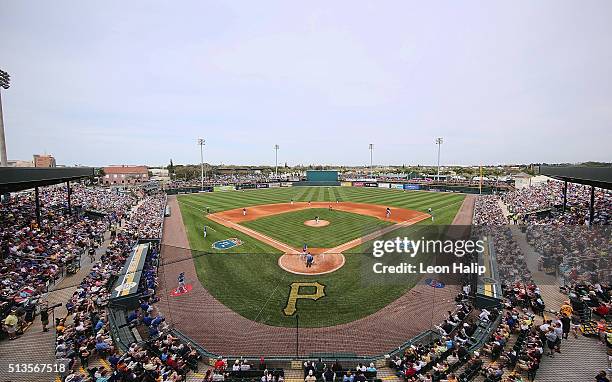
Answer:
177 187 464 327
242 208 394 249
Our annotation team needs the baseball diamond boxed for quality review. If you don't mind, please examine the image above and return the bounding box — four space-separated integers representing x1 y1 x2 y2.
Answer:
156 186 470 357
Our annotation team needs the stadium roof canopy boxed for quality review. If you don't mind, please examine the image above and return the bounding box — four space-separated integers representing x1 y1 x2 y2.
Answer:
538 165 612 190
0 167 95 193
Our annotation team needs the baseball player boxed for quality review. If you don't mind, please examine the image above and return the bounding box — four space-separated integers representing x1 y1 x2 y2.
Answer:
315 216 320 224
242 208 247 216
177 272 186 293
305 252 314 268
386 207 391 219
203 226 207 239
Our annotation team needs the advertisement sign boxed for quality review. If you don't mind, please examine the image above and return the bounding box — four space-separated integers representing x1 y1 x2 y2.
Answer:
378 182 390 189
237 183 256 190
280 182 293 187
268 182 281 188
341 181 353 187
214 185 235 192
256 183 269 189
403 184 420 190
390 183 404 189
352 182 364 187
364 182 378 187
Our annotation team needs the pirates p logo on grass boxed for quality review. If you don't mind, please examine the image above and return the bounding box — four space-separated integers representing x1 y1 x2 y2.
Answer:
283 282 326 316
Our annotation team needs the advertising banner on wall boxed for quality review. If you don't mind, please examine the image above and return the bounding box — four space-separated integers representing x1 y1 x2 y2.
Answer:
256 183 269 189
237 183 256 190
403 184 420 190
352 182 364 187
268 182 281 188
214 185 235 192
390 183 404 190
341 181 353 187
364 182 378 187
280 182 293 187
378 182 390 188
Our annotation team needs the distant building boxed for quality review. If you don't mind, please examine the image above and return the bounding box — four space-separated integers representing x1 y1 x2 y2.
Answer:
149 168 170 182
6 159 34 167
512 172 532 189
33 154 56 168
102 165 149 185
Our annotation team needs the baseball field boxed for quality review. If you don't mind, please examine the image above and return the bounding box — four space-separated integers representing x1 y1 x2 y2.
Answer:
176 186 465 328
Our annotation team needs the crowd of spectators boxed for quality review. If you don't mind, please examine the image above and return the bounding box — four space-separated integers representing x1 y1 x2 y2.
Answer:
53 187 198 382
502 180 611 226
0 181 195 382
55 233 134 376
1 185 134 338
124 193 166 239
498 180 612 284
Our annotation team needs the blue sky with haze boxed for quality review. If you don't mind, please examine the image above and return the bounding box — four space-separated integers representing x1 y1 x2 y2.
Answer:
1 1 611 167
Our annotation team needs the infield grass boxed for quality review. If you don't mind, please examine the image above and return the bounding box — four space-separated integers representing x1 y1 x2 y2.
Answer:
242 208 394 249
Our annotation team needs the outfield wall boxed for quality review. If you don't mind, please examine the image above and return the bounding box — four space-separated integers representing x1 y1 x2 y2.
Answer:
165 180 502 194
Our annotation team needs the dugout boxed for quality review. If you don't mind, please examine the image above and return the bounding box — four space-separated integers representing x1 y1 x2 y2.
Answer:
475 239 503 309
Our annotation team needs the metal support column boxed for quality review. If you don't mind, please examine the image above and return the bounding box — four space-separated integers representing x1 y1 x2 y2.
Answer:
34 186 41 227
589 185 595 225
66 181 72 215
562 180 567 212
295 314 299 359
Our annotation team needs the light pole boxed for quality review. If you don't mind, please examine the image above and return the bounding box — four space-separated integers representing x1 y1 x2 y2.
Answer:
274 144 279 179
0 69 10 167
435 137 443 181
198 138 205 190
368 143 373 178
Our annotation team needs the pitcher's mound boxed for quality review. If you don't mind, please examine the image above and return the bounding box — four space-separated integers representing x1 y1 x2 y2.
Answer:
278 252 345 275
304 219 330 227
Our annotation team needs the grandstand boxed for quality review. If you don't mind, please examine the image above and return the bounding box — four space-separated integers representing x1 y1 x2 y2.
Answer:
0 166 610 382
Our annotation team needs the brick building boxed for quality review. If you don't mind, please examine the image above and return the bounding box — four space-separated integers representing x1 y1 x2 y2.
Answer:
102 165 149 185
33 154 56 168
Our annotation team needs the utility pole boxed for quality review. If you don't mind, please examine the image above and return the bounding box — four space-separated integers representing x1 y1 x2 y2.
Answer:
435 137 443 181
295 314 299 359
369 143 373 178
274 144 279 179
198 138 205 190
0 69 11 167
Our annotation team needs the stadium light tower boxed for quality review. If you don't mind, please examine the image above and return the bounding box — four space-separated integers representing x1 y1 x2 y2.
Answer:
0 69 10 167
274 144 280 179
198 138 205 190
435 137 443 181
369 143 373 178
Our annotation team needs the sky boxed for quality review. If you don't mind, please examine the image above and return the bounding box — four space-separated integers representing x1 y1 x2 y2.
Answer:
1 1 611 167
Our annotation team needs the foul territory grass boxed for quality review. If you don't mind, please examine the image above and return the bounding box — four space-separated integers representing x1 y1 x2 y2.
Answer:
242 208 394 249
176 187 464 327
